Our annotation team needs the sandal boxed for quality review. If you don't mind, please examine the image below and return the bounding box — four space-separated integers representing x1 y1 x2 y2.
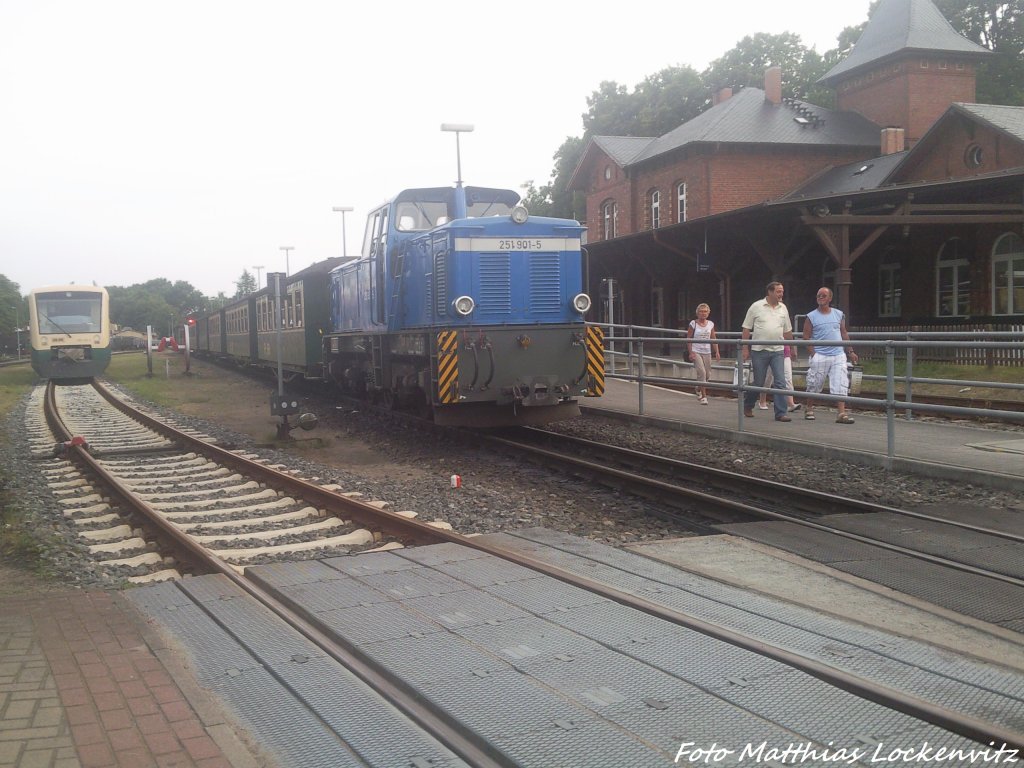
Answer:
836 414 855 424
804 411 815 420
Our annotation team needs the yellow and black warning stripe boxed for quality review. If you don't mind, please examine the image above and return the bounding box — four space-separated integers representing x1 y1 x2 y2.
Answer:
584 325 605 396
437 330 460 404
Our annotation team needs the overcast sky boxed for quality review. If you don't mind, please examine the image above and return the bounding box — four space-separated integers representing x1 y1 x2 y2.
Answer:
1 0 873 298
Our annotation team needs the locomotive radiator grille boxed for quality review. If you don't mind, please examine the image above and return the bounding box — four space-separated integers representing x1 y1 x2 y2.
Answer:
436 330 460 404
528 252 561 313
585 325 606 396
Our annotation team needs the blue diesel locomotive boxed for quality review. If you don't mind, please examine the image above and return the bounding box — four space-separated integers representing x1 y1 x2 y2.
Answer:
323 184 603 426
195 184 604 427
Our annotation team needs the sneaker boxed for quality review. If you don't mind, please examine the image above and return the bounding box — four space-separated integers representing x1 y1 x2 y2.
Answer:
804 410 815 420
699 397 708 405
775 414 792 422
836 413 855 424
757 402 769 410
744 408 754 418
789 403 802 412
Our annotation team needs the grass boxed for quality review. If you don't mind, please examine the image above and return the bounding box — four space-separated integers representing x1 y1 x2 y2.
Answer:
857 360 1024 400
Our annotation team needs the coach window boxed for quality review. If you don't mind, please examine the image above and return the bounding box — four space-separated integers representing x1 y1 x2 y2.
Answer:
293 288 303 327
992 232 1024 315
602 200 617 240
650 189 660 229
936 238 970 316
676 182 687 223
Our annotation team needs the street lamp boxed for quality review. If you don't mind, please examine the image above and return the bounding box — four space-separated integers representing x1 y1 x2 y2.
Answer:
280 246 294 276
10 305 21 360
252 265 265 289
441 123 474 187
332 207 353 259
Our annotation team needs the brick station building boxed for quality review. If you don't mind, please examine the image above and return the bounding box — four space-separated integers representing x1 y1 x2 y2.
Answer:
569 0 1024 337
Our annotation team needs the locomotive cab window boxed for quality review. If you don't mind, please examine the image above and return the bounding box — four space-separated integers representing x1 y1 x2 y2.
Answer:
466 199 514 218
396 200 448 231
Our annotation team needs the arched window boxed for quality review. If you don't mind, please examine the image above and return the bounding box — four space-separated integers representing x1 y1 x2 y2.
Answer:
650 189 660 229
676 182 687 223
601 199 617 240
936 238 970 317
992 232 1024 315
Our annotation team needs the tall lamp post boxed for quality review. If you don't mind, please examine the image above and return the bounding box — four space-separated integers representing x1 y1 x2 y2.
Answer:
252 265 265 289
280 246 294 276
332 206 353 259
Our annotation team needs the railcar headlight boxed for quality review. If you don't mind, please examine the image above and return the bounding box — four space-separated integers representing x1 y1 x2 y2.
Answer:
510 204 529 224
453 295 475 316
572 293 592 314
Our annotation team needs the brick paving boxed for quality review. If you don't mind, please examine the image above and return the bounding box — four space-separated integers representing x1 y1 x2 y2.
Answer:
1 590 264 768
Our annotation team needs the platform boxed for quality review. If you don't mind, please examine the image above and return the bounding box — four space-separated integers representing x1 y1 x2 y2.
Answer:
581 378 1024 490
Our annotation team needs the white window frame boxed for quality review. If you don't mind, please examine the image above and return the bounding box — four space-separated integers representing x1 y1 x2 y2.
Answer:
992 232 1024 315
650 190 660 229
676 182 687 223
602 200 617 240
878 261 901 317
935 238 970 317
651 285 664 328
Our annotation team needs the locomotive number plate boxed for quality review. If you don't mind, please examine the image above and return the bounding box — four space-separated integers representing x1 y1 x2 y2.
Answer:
455 237 581 253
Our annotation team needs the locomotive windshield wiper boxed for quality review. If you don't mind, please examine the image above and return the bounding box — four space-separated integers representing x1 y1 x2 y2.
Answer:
40 313 73 338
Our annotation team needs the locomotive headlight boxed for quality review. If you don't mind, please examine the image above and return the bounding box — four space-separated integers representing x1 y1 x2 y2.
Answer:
510 204 529 224
453 295 475 316
572 293 592 314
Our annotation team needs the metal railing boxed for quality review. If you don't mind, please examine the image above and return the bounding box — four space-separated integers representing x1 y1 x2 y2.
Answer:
597 323 1024 463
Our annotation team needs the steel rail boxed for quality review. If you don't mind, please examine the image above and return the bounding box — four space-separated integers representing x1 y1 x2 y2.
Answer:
523 428 1024 545
63 381 1024 751
486 429 1024 590
45 382 513 768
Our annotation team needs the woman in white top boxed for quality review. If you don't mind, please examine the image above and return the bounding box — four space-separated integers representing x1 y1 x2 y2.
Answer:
686 303 720 404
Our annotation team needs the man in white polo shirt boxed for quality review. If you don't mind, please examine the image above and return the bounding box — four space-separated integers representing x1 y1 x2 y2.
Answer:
741 281 795 422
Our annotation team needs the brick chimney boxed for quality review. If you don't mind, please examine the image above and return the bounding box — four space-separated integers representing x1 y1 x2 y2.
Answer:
764 66 782 105
713 87 733 106
881 127 906 155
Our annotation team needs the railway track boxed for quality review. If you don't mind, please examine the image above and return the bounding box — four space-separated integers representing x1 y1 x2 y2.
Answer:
484 427 1024 587
25 379 1024 760
29 381 462 581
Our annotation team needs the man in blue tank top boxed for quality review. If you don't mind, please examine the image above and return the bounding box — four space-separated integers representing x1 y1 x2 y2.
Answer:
802 287 857 424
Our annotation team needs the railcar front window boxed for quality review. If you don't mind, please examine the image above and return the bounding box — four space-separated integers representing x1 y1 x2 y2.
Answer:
36 293 103 333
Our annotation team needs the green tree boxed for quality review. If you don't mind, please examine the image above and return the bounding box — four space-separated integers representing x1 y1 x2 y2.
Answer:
933 0 1024 104
521 136 587 220
234 270 257 298
703 31 828 102
0 275 25 358
582 66 705 137
106 278 208 334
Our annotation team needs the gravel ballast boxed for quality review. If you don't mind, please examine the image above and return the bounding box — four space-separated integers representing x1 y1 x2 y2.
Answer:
3 383 1020 591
